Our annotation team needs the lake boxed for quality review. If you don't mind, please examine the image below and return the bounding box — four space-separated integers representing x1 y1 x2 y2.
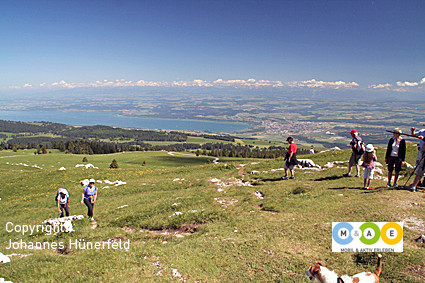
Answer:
0 110 250 133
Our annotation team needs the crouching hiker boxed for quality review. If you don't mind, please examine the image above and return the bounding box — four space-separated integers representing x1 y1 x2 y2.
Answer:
57 188 70 217
282 136 299 180
362 144 377 190
80 178 98 220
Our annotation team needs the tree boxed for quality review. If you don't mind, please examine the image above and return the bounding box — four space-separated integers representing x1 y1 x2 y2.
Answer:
59 141 66 152
109 159 119 169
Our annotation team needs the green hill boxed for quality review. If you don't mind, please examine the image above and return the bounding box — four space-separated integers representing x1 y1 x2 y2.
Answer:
0 146 424 282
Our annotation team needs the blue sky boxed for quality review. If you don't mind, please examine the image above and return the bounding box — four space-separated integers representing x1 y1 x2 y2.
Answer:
1 0 424 91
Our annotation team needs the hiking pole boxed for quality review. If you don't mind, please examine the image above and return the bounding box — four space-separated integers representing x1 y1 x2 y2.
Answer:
385 130 422 139
403 154 425 188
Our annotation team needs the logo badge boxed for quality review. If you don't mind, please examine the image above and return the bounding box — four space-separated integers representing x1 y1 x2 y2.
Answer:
332 222 403 252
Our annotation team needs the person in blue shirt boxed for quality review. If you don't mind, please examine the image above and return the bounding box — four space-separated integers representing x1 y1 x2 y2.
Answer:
80 178 98 220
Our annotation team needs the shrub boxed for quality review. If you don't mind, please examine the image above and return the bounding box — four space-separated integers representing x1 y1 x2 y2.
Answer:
292 186 308 195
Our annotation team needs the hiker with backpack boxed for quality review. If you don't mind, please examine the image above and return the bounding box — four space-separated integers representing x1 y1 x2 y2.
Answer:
344 129 364 178
282 136 299 180
56 188 70 217
385 128 406 188
411 127 425 187
362 144 377 190
407 127 425 192
80 178 98 221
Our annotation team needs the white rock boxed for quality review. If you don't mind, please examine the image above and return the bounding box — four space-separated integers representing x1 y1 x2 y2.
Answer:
117 205 129 209
254 191 264 199
171 269 182 278
298 159 320 168
0 253 11 263
44 215 84 229
58 167 66 171
114 180 127 186
62 220 74 233
75 164 98 169
405 162 414 169
169 212 183 217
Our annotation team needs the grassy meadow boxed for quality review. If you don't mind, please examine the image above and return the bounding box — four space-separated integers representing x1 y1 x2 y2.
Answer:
0 146 424 282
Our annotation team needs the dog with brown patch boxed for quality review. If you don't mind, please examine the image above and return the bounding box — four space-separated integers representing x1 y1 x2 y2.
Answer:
306 254 382 283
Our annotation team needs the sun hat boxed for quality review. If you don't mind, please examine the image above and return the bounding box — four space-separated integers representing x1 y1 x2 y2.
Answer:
57 188 69 196
89 178 95 183
365 144 374 152
393 128 402 134
350 129 358 134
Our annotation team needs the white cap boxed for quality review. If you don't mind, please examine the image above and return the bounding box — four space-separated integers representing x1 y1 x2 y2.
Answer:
89 178 95 183
365 144 374 152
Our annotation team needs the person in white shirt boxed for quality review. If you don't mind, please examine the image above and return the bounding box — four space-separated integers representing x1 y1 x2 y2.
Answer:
57 188 70 217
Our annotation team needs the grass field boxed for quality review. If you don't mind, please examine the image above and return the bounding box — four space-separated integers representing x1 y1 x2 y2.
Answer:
0 145 424 282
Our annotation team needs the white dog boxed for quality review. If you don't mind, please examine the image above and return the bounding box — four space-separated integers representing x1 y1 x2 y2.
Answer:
306 254 382 283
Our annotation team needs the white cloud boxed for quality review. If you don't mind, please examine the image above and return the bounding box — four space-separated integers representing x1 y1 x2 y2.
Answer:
286 79 359 89
8 77 425 92
368 83 392 89
396 77 425 87
396 81 419 87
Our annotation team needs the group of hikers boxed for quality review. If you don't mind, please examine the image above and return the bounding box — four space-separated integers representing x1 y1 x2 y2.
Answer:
283 127 425 191
54 127 424 218
56 179 98 220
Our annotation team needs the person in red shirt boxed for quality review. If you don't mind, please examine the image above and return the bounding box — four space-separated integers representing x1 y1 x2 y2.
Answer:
283 136 298 180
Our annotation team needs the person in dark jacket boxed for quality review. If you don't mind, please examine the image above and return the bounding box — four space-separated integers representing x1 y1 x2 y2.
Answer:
385 128 406 188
